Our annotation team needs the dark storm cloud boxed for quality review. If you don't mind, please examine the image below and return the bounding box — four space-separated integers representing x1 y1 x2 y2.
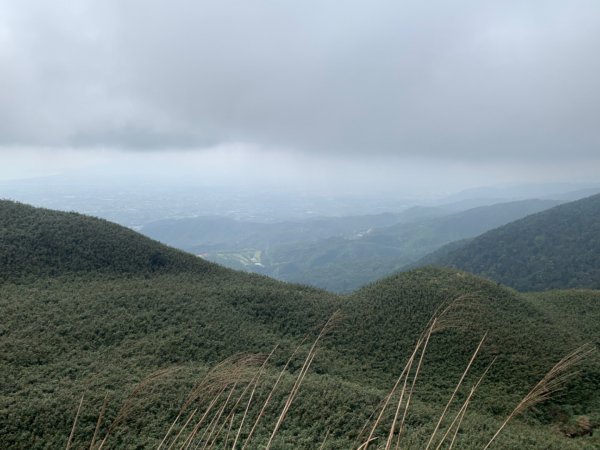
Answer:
1 0 599 161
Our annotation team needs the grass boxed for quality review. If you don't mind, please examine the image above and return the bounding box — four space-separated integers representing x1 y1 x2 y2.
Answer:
64 304 594 449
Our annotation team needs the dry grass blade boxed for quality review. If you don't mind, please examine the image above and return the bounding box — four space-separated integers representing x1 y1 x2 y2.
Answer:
356 437 378 450
197 350 275 450
164 409 197 450
199 383 239 450
360 295 474 450
206 383 252 450
483 344 594 450
435 357 497 450
65 393 84 450
241 337 310 450
190 395 227 450
230 346 277 449
160 354 263 450
90 394 108 450
318 429 330 450
97 367 175 450
431 293 480 333
176 387 226 450
200 356 270 449
224 413 235 450
395 319 435 450
354 397 386 448
384 357 413 450
264 311 340 450
382 343 419 450
448 398 469 450
425 333 487 450
265 347 317 446
362 329 428 448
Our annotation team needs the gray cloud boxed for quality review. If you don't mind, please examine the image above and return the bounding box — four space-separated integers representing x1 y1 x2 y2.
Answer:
1 0 599 162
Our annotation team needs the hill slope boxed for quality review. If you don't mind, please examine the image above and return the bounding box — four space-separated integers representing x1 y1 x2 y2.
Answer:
0 200 223 281
1 201 599 449
418 194 600 291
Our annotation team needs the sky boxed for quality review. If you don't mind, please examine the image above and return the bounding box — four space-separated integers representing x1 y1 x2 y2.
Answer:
1 1 599 193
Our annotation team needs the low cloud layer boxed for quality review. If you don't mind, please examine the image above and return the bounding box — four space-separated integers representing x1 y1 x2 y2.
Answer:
1 1 599 164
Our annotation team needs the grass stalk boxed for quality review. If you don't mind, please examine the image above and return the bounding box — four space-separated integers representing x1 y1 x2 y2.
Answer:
177 387 226 450
395 318 435 449
483 344 593 449
435 357 496 450
241 338 309 450
264 312 338 450
318 429 330 450
425 333 487 450
230 347 277 449
65 394 84 450
89 394 108 450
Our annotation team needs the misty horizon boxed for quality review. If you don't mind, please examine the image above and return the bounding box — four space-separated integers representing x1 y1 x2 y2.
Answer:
1 0 599 199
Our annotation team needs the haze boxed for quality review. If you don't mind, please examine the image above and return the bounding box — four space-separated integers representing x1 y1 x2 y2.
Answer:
1 0 599 197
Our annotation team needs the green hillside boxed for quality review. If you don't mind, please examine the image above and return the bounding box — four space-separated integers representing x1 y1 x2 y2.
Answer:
1 201 599 449
417 194 600 291
0 200 223 281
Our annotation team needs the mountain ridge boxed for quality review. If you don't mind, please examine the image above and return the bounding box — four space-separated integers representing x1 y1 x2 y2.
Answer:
415 193 600 291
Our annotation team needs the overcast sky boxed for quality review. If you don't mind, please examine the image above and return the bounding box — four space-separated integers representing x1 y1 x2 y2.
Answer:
1 1 599 192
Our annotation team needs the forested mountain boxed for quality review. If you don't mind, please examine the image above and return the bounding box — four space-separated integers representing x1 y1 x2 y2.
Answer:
417 194 600 291
1 201 599 449
236 198 561 292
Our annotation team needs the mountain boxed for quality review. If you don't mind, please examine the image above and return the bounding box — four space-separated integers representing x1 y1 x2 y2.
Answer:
434 183 600 205
246 198 561 292
417 194 600 291
140 211 411 253
1 200 599 449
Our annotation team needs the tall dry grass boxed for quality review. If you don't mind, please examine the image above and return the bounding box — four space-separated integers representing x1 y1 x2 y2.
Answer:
66 304 592 449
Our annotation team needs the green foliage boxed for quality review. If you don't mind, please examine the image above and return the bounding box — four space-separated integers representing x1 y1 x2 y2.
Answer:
0 200 223 282
1 201 599 448
419 194 600 291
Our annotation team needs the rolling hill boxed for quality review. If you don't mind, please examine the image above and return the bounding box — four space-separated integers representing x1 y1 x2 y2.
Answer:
0 200 224 281
1 200 599 449
417 193 600 291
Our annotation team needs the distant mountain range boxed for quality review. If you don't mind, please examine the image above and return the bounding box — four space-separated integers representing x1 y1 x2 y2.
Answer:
415 193 600 291
143 198 562 292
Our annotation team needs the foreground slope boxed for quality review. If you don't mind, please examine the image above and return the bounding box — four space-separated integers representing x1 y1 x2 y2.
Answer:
418 194 600 291
1 201 599 449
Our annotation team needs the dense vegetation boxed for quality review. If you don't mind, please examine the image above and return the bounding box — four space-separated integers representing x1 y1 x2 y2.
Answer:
417 194 600 291
1 200 599 448
0 200 224 282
